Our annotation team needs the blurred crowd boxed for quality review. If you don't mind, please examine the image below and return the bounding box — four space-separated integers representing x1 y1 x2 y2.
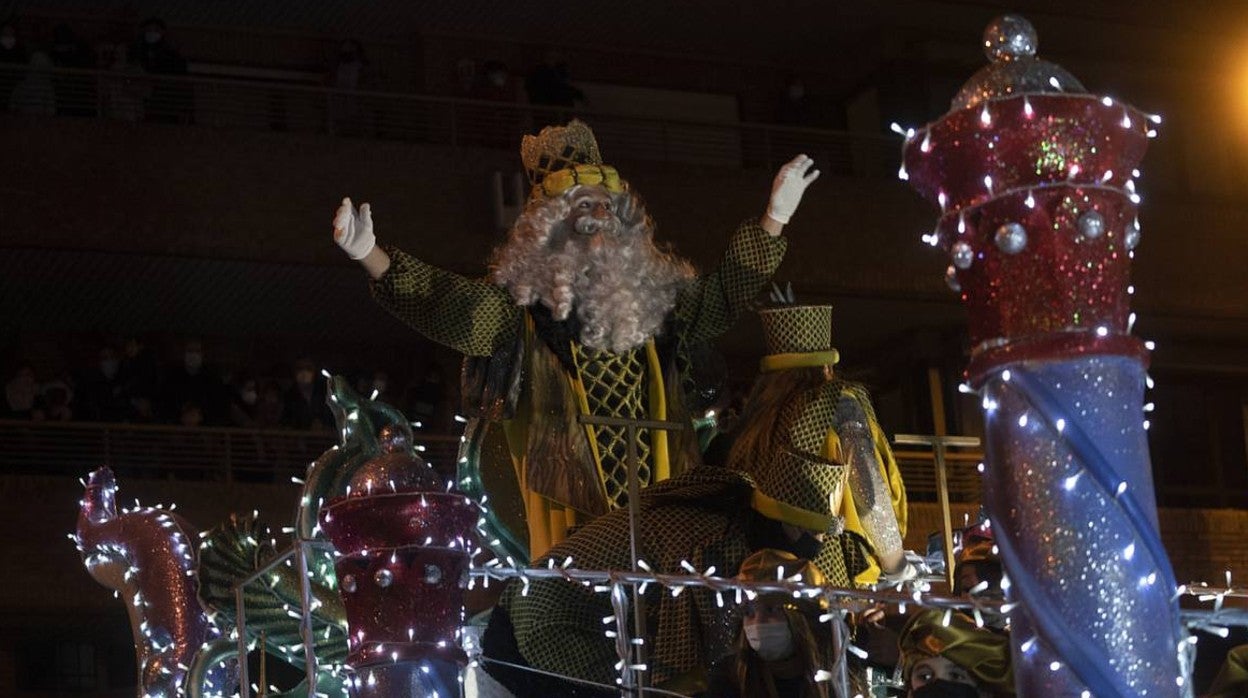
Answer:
2 336 454 434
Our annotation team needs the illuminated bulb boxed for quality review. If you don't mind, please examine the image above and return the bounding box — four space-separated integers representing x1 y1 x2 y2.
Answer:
1001 369 1011 382
958 382 974 393
980 105 992 126
983 175 993 193
1023 97 1033 117
1101 170 1114 182
1121 111 1133 129
1101 96 1114 107
1024 191 1035 208
1050 661 1062 671
1145 340 1156 351
1018 414 1028 427
1095 326 1109 337
937 191 948 210
1069 163 1081 178
920 131 932 152
1056 418 1066 432
1143 402 1155 412
889 122 907 136
1063 472 1080 491
1123 543 1136 561
1128 312 1137 331
976 462 985 473
897 164 909 181
1128 284 1135 295
1116 481 1129 496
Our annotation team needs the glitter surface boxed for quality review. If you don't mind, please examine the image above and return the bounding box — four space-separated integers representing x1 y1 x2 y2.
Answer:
981 357 1182 696
321 467 478 671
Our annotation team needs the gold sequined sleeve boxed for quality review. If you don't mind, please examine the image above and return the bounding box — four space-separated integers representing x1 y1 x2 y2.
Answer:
676 219 787 343
369 246 521 357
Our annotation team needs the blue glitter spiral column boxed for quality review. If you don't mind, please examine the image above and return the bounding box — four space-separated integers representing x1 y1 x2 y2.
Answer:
901 15 1189 697
981 357 1183 696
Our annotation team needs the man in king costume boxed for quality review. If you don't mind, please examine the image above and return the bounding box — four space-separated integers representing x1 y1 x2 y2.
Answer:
333 120 819 560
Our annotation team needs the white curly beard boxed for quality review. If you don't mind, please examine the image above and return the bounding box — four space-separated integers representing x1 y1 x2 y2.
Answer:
490 188 695 353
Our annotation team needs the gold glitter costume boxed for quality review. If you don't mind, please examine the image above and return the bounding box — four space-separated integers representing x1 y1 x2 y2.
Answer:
369 220 786 558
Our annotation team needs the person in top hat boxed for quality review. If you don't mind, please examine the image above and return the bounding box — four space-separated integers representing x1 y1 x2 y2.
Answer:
333 120 819 562
705 549 842 698
897 609 1014 697
725 301 912 586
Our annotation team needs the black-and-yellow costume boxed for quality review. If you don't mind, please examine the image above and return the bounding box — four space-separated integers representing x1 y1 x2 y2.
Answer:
369 221 785 560
482 466 829 695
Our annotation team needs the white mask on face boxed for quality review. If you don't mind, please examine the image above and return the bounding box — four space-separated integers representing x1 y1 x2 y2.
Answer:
744 620 794 661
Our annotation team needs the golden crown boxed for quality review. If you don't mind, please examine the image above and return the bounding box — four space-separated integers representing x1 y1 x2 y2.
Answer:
520 120 605 187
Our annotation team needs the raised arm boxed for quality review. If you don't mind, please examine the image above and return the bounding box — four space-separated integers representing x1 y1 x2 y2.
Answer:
677 156 819 342
333 197 520 356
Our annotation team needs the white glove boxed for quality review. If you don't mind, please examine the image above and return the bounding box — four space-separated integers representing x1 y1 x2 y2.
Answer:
879 560 919 586
333 197 376 260
765 154 820 225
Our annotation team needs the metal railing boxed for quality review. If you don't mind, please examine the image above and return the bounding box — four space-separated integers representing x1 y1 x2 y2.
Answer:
0 63 900 175
0 419 460 483
0 417 975 500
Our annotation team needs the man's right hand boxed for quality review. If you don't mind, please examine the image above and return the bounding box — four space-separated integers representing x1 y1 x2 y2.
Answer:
333 197 376 260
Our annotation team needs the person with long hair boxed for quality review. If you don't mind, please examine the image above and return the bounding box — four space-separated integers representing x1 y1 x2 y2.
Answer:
725 303 912 586
706 549 837 698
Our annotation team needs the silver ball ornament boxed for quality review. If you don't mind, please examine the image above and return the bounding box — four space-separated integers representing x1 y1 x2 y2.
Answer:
424 563 443 585
1078 211 1105 240
951 241 975 270
945 265 962 293
374 568 394 588
1124 222 1141 250
994 222 1028 254
341 574 357 593
983 15 1038 62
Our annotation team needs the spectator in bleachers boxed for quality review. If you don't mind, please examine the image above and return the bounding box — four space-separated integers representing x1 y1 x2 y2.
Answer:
329 39 368 135
406 363 446 430
255 379 285 429
778 75 811 126
40 376 74 421
0 18 28 111
162 339 227 425
228 373 261 427
131 17 189 124
524 50 585 111
283 358 332 431
9 49 55 115
119 336 159 416
77 344 130 422
49 22 94 116
98 42 147 122
4 364 43 420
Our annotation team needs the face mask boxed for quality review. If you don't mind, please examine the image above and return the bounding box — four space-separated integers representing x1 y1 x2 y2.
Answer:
744 621 794 661
144 30 162 44
913 679 980 698
241 389 258 405
100 359 120 379
1 36 15 50
184 352 203 371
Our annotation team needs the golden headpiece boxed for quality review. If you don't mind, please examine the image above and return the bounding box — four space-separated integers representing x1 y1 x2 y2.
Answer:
898 609 1015 694
520 119 624 198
